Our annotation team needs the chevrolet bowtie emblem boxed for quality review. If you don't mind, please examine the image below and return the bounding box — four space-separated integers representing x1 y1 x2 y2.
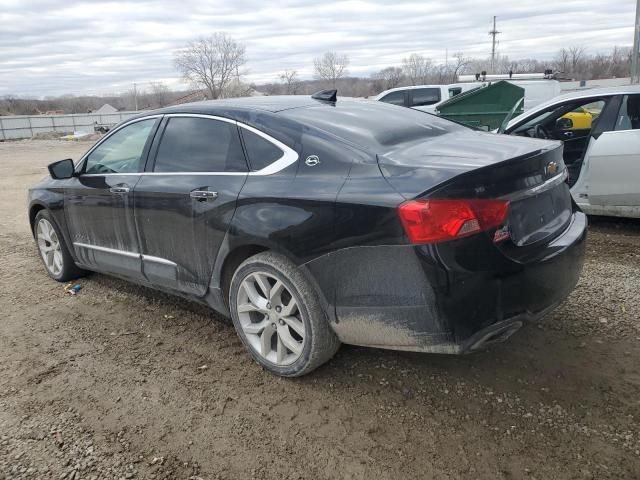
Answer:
545 161 559 176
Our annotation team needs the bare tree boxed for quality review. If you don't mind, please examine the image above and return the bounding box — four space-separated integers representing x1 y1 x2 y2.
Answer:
279 70 301 94
402 54 432 85
611 46 632 78
449 52 470 82
223 78 253 98
554 48 571 73
568 46 586 74
313 52 349 87
120 88 137 111
263 83 281 95
174 33 247 99
149 82 171 108
0 95 19 114
372 67 404 91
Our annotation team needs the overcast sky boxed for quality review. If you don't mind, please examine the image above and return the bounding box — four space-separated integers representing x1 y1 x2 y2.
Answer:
1 0 635 97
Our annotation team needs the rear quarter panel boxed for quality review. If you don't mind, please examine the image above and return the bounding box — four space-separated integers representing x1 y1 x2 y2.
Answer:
221 121 376 314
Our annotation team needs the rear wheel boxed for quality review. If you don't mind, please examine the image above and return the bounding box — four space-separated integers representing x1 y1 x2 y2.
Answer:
34 210 85 282
229 251 340 377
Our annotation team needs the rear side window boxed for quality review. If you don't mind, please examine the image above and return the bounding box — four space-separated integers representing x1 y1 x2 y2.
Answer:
153 117 247 173
240 128 284 171
410 88 441 107
379 90 405 106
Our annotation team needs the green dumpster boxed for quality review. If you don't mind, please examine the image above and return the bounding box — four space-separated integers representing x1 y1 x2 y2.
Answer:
435 80 525 131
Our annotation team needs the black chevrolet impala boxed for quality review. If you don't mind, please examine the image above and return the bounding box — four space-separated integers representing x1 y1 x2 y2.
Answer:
28 92 586 376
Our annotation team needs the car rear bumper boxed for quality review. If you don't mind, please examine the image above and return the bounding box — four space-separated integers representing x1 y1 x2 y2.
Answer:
318 211 587 354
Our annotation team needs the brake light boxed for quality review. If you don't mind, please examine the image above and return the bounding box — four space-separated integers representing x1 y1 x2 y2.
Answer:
398 199 510 244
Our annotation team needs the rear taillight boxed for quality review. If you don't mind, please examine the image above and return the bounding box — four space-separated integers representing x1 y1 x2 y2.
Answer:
398 199 510 244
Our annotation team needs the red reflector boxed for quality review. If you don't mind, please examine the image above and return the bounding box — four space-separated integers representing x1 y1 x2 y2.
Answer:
398 199 510 244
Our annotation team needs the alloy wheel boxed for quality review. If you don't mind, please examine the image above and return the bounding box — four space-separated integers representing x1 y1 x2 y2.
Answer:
236 271 305 366
36 218 63 277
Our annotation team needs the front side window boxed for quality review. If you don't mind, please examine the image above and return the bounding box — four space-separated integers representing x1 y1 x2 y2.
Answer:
240 128 284 171
614 95 640 131
379 90 405 106
511 99 605 137
84 119 155 174
153 117 247 173
410 88 441 107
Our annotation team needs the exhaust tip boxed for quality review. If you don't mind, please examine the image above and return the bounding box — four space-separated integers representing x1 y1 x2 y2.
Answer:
468 320 523 352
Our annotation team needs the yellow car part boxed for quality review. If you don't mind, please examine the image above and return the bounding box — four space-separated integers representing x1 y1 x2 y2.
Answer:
560 108 593 130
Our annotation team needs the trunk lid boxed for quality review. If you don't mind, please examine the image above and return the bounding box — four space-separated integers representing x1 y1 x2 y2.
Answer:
378 130 571 247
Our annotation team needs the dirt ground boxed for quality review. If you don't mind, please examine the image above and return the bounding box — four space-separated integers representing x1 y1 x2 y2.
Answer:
1 139 639 480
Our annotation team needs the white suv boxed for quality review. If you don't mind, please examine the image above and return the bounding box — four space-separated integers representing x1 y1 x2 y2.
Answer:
373 84 481 113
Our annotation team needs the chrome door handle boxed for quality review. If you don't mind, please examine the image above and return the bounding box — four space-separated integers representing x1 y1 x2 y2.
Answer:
190 190 218 200
109 186 130 194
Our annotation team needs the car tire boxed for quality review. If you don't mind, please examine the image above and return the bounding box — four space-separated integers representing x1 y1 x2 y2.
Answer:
34 210 85 282
229 251 340 377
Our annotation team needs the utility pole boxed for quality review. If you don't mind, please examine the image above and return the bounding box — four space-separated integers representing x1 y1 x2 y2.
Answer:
632 0 640 84
489 16 500 74
133 82 138 111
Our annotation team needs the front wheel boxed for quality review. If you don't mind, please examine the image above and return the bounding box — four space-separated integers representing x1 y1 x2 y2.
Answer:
229 251 340 377
34 210 85 282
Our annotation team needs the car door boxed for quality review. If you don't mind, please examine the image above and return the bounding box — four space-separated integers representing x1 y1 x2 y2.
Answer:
64 117 159 280
505 97 608 185
134 114 248 296
558 101 606 164
585 94 640 210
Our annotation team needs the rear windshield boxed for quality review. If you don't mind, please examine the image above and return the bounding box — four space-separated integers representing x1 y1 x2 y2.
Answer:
280 100 466 152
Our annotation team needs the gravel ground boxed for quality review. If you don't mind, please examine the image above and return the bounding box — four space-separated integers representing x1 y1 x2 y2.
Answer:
1 139 639 479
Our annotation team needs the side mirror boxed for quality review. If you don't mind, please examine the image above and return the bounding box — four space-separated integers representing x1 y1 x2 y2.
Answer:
48 159 75 179
556 117 573 130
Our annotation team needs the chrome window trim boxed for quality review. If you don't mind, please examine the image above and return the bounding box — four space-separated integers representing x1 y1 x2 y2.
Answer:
236 121 299 175
73 242 140 258
163 113 237 124
78 113 298 177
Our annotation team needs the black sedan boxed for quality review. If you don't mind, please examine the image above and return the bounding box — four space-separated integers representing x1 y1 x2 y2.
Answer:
28 92 587 376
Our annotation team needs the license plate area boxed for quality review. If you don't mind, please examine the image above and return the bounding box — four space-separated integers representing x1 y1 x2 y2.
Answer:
508 184 572 247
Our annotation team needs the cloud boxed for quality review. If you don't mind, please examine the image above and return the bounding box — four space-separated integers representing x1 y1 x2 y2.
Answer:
0 0 634 97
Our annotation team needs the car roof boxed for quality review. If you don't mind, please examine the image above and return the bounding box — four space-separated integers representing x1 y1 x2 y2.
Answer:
145 95 322 116
129 95 468 154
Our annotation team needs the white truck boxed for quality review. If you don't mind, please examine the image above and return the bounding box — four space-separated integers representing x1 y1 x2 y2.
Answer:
374 75 561 113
